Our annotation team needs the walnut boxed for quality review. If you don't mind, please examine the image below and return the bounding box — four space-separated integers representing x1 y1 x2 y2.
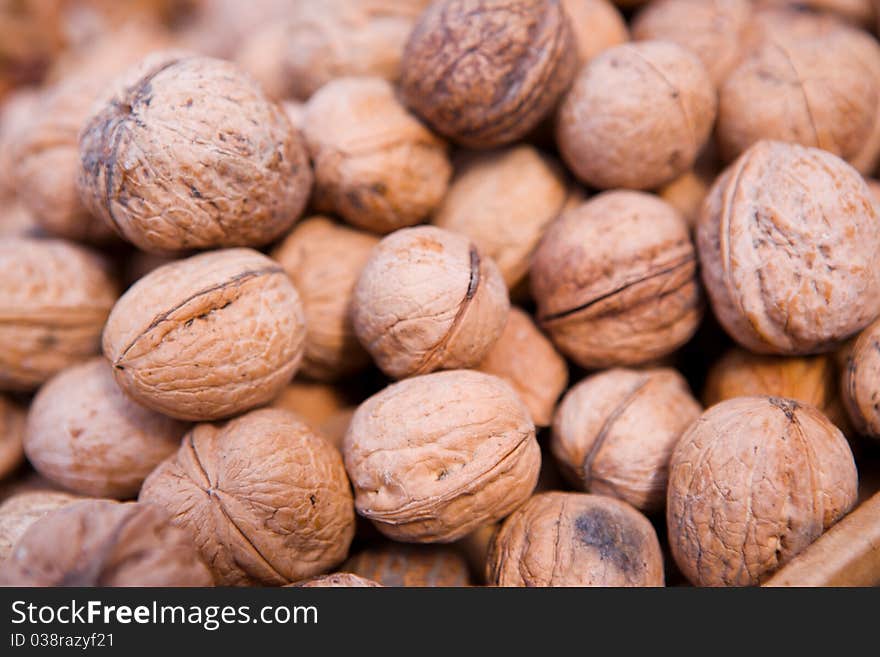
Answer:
344 544 472 586
0 490 79 562
488 492 665 587
303 77 451 234
0 395 25 480
0 238 117 391
841 317 880 438
657 170 712 230
0 87 40 196
24 357 186 498
344 370 540 542
296 573 382 587
282 100 305 132
476 307 568 427
0 0 65 88
140 408 355 586
431 146 570 289
1 499 213 586
102 248 306 421
667 397 858 586
77 53 312 253
754 0 875 26
551 368 702 512
269 381 349 427
352 226 509 379
272 217 379 381
557 41 716 190
532 191 702 369
697 141 880 355
561 0 629 66
399 0 578 148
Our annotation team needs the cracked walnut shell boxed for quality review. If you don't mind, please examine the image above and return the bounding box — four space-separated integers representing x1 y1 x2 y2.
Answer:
140 408 356 586
697 141 880 355
667 397 858 586
343 370 540 543
352 226 509 379
77 53 312 253
102 248 306 421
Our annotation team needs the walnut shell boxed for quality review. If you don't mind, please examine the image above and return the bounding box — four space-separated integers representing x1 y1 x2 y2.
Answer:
561 0 629 66
399 0 578 148
77 53 312 252
1 499 213 586
696 141 880 355
841 317 880 438
352 226 509 379
24 357 186 498
557 41 716 191
140 408 355 586
344 544 472 586
102 248 306 421
657 169 711 230
269 380 348 428
667 397 858 586
0 490 79 562
488 492 665 587
0 395 25 480
344 370 540 542
0 238 117 391
272 216 378 381
296 572 382 587
476 307 568 427
551 368 702 512
532 191 702 369
303 77 451 234
755 0 874 26
0 87 40 197
432 146 569 289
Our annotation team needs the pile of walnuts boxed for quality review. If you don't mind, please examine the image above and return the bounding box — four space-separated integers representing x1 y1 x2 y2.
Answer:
2 0 880 588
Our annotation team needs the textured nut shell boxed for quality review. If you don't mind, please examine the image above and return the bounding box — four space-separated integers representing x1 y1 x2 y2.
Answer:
533 191 702 369
667 397 858 586
24 358 186 498
77 54 312 252
344 544 472 586
399 0 578 148
696 141 880 355
2 499 213 586
632 0 753 87
0 491 78 562
0 396 25 480
296 572 382 587
841 318 880 438
432 146 569 288
344 370 540 542
303 77 451 234
140 408 355 586
272 217 378 381
353 226 509 379
0 238 117 391
488 492 665 587
557 41 716 191
476 307 568 427
561 0 629 65
552 368 702 512
103 248 306 421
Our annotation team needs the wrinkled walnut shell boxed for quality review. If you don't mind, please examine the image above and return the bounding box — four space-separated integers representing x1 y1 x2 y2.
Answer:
399 0 578 148
344 370 540 542
296 572 382 587
140 408 355 586
561 0 629 66
841 318 880 438
344 544 472 586
488 492 665 587
0 395 25 480
103 248 306 421
667 397 858 586
24 357 186 498
697 141 880 355
533 191 702 369
353 226 509 379
0 490 79 562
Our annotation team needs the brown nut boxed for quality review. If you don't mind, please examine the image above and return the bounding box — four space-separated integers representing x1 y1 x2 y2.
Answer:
841 317 880 438
0 238 117 391
755 0 875 27
0 395 25 480
77 53 312 253
344 370 540 542
269 380 348 428
561 0 629 65
697 141 880 355
140 408 355 586
296 573 382 587
532 191 702 369
102 248 306 421
399 0 578 148
303 77 451 234
657 169 712 230
0 490 79 562
272 217 379 381
344 544 472 586
24 357 187 498
667 397 858 586
1 499 213 586
557 41 716 191
551 368 702 512
0 87 40 196
432 146 569 289
488 492 665 587
476 307 568 427
352 226 509 379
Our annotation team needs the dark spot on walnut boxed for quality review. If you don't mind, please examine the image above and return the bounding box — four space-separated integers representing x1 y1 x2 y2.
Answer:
575 507 644 577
